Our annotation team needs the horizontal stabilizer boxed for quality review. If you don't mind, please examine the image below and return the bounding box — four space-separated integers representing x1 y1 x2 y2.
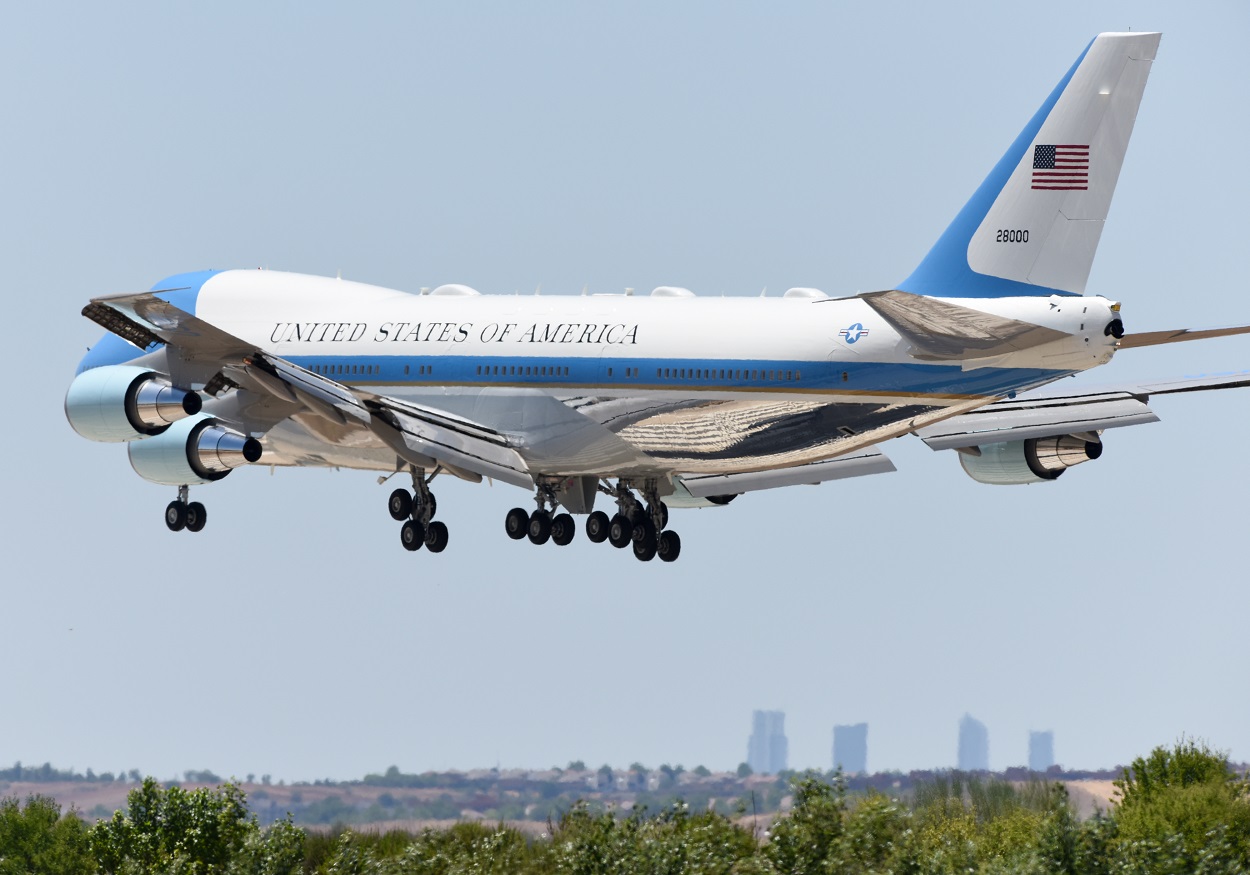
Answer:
1117 324 1250 349
678 449 895 498
859 290 1069 361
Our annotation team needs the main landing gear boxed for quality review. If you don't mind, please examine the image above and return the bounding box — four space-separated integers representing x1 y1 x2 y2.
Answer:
389 467 448 554
596 480 679 564
165 484 208 533
510 480 681 563
505 483 576 549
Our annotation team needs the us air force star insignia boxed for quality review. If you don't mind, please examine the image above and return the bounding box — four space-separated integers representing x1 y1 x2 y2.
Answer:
839 323 869 344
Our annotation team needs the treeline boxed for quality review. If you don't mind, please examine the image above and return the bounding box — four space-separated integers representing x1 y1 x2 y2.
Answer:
0 762 224 785
2 740 1247 873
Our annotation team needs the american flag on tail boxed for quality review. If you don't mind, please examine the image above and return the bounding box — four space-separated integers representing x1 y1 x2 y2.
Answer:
1031 144 1089 190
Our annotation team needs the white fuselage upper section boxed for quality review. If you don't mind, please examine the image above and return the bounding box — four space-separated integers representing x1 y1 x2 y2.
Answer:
193 270 1117 404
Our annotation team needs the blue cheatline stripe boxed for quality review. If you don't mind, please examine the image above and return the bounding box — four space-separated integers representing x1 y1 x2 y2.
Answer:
287 352 1071 399
76 269 225 374
896 38 1095 299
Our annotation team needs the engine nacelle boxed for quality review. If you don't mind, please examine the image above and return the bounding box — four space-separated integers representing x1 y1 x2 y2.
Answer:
959 435 1103 485
65 365 202 442
128 414 263 486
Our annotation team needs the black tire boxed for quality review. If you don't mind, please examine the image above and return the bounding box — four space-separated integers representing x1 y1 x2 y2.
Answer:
185 501 207 533
388 488 412 521
551 513 575 546
649 502 669 530
631 518 656 544
608 513 632 548
633 534 657 562
425 520 449 553
165 501 187 532
586 510 610 543
400 520 425 551
629 505 647 525
505 507 529 540
424 492 437 519
658 530 681 563
528 511 551 545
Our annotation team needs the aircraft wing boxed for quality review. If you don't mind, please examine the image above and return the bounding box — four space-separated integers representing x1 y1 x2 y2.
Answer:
916 371 1250 451
83 291 537 487
677 449 896 499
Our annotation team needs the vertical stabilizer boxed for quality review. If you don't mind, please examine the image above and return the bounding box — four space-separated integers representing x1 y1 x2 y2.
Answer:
899 32 1161 298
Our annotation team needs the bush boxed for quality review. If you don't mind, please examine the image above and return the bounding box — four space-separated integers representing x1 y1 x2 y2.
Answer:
0 795 93 875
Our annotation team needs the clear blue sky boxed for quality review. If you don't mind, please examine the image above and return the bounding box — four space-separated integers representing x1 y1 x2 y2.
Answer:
3 2 1248 782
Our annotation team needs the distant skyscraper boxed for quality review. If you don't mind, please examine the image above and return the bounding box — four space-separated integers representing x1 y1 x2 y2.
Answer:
957 714 989 771
747 710 788 774
1029 730 1055 771
833 723 868 774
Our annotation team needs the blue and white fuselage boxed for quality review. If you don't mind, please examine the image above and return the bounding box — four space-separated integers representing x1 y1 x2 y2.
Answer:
82 268 1118 477
77 31 1245 560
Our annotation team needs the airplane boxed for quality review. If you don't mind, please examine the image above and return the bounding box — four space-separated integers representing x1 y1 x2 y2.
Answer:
65 31 1250 563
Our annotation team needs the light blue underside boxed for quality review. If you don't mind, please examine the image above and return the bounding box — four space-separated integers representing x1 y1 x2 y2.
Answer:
896 39 1094 299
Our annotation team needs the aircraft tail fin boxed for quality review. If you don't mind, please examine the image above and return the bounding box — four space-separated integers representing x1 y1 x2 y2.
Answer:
898 32 1161 299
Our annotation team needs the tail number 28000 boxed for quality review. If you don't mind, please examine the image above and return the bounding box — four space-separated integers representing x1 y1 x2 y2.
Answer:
996 229 1029 243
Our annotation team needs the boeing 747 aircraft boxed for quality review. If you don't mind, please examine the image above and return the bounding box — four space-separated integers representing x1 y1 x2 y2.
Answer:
66 32 1250 562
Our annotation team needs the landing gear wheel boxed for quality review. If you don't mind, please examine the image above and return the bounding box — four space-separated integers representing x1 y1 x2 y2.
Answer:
586 510 610 543
608 513 632 549
400 520 425 551
165 501 187 532
505 507 529 540
647 502 669 530
185 502 207 533
527 511 551 545
633 533 657 562
658 530 681 563
631 518 656 544
388 488 412 521
424 520 449 553
551 513 575 546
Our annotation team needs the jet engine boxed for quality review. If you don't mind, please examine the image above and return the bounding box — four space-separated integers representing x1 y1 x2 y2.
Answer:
65 365 202 442
958 435 1102 485
128 414 262 486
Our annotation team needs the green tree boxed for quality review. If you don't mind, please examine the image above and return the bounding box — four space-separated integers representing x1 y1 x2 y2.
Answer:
0 795 93 875
90 777 302 874
736 762 753 778
1113 738 1250 866
763 772 848 874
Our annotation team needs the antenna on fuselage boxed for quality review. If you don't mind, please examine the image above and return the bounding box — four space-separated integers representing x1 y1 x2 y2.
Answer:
534 283 542 296
760 287 768 297
581 285 588 296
